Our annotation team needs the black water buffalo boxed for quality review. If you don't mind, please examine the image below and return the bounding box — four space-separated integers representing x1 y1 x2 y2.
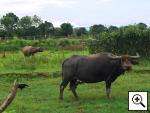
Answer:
59 53 140 100
21 46 44 57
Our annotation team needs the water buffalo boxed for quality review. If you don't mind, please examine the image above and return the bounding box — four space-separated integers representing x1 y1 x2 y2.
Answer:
59 53 140 100
21 46 44 57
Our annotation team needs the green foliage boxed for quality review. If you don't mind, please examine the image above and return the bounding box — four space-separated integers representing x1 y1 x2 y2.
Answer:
0 51 88 74
108 26 118 32
58 39 71 47
87 39 101 54
137 22 147 30
0 29 6 37
19 16 32 29
38 21 54 37
0 38 83 52
15 15 43 37
0 13 50 38
32 15 43 27
74 27 88 36
3 110 16 113
90 24 107 36
61 23 73 36
0 38 31 51
88 25 150 56
0 13 19 36
54 27 63 36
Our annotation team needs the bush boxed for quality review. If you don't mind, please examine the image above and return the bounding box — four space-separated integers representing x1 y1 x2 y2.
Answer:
87 39 101 54
87 25 150 57
57 38 71 47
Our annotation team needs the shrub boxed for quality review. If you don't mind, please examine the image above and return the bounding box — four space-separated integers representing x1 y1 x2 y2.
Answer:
87 26 150 56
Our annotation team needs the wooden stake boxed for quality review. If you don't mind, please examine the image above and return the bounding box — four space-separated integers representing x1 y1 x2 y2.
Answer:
0 80 19 113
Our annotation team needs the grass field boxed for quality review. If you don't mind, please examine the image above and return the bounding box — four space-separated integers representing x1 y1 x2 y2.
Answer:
0 51 150 113
0 51 88 74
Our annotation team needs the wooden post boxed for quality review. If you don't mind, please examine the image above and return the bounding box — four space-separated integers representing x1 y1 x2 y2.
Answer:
0 80 19 113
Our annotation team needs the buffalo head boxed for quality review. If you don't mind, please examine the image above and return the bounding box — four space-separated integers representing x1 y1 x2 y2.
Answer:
37 47 44 52
108 53 140 71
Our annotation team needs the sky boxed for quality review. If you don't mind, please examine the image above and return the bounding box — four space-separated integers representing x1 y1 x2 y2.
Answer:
0 0 150 27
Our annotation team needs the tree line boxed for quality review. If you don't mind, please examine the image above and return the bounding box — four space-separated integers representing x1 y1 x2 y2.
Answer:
0 12 149 39
0 12 131 38
88 24 150 56
0 13 88 38
0 12 149 56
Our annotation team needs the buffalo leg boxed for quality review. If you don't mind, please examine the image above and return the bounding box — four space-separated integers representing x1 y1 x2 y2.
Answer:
105 82 111 99
59 80 69 100
69 80 78 99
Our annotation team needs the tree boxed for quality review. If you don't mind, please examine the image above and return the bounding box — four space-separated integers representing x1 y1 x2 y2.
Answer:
74 27 87 36
0 24 6 37
54 27 62 36
60 23 73 37
38 21 54 38
0 13 19 36
137 23 147 30
32 15 42 27
15 28 24 37
0 29 6 38
90 24 107 36
19 16 32 29
17 16 34 37
108 25 118 32
26 26 37 36
17 15 43 37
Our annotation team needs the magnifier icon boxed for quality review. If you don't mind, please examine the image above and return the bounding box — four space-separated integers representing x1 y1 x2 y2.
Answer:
132 94 145 107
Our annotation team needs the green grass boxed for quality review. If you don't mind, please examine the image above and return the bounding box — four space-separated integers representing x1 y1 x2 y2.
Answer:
0 51 150 113
0 50 88 74
0 71 150 113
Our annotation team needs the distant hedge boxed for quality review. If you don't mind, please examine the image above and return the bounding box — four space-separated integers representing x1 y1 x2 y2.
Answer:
87 25 150 57
0 38 83 52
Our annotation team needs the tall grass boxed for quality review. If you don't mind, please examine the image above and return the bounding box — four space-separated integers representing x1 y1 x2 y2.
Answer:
0 38 85 52
0 50 88 74
0 50 149 113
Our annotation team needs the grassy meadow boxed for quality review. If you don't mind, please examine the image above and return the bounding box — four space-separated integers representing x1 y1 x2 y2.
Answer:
0 50 150 113
0 50 88 74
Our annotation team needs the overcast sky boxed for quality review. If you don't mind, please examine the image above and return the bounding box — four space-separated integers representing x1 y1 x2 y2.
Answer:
0 0 150 27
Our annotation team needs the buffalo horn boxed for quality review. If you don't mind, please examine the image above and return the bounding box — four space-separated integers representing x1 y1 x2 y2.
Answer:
129 53 140 59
